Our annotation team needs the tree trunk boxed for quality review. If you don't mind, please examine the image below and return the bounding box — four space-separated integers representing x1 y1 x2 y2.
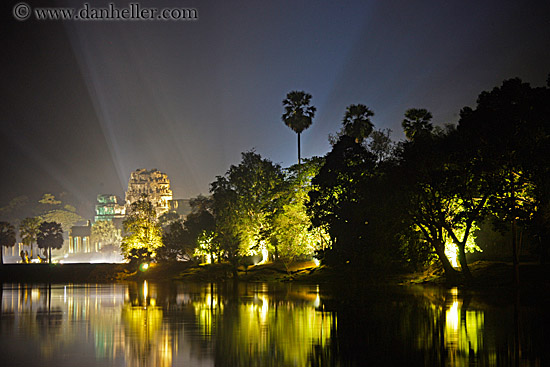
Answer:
297 132 301 166
434 240 460 283
510 169 519 286
457 243 472 282
48 247 52 264
512 218 519 286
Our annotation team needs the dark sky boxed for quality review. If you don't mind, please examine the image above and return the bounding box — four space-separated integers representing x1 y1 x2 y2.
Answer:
2 0 550 217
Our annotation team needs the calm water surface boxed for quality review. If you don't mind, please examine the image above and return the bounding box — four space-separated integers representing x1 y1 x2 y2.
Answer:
0 282 548 366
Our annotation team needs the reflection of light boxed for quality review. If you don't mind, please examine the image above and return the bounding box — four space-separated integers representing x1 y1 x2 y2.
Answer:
446 301 460 331
314 294 320 308
259 295 268 322
143 281 148 302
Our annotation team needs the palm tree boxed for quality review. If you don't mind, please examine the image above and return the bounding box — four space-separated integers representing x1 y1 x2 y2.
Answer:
37 221 63 264
342 104 374 144
20 217 41 260
282 91 316 165
402 108 433 141
0 222 17 265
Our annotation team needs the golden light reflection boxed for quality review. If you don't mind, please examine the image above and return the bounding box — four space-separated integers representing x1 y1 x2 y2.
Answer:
443 287 485 364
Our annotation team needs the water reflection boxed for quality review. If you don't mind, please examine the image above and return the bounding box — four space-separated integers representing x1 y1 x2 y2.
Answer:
0 282 547 366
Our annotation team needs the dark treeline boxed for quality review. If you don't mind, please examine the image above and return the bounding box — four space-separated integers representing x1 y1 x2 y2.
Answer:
308 77 550 284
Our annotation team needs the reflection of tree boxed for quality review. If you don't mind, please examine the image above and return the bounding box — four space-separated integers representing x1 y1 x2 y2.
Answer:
122 281 171 367
188 283 334 366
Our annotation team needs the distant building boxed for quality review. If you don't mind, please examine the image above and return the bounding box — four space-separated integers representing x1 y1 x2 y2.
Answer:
68 221 94 253
95 194 126 223
125 168 173 216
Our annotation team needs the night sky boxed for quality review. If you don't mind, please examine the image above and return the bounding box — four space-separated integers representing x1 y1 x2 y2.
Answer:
2 0 549 217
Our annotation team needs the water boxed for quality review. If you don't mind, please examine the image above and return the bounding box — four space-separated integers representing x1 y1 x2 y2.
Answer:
0 282 548 366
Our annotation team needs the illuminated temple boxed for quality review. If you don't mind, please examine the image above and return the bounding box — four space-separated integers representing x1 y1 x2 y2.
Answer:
125 168 173 216
58 168 192 262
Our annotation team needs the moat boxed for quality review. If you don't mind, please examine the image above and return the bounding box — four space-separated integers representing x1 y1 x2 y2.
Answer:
1 282 548 366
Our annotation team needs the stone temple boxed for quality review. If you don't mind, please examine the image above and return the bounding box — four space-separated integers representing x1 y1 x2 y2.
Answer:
125 168 173 216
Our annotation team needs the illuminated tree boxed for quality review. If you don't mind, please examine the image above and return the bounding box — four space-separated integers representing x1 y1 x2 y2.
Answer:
342 104 374 144
210 152 285 270
270 158 329 266
122 195 163 262
19 217 41 259
0 221 17 265
282 91 316 165
37 221 63 263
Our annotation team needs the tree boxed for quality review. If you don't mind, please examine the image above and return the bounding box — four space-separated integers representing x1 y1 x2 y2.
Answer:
0 222 17 265
185 205 216 262
271 158 329 268
342 104 374 144
282 91 316 165
121 195 163 262
307 136 377 266
457 78 550 283
37 221 63 263
402 108 433 141
158 211 180 229
91 220 121 250
19 217 41 259
210 151 286 272
397 128 488 283
158 220 190 262
37 193 83 232
367 128 394 164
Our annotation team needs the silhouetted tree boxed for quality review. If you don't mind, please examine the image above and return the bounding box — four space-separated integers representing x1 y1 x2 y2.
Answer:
457 78 550 283
37 221 63 263
282 91 316 165
402 108 433 141
342 104 374 143
19 217 41 259
0 222 17 264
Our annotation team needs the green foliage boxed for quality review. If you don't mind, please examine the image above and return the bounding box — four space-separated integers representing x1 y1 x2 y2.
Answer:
271 158 329 262
122 195 163 261
210 151 286 262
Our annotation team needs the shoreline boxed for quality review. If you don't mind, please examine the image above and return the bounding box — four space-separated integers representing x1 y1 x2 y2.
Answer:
1 261 549 292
